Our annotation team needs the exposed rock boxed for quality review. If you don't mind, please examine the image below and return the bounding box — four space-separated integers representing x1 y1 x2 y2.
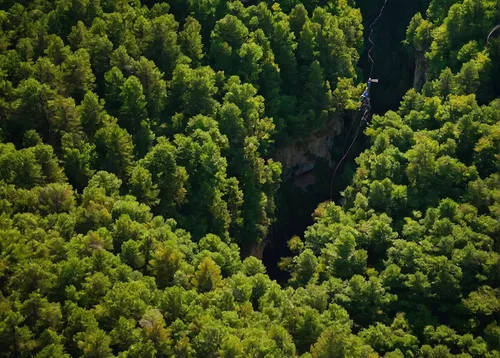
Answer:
248 239 268 260
413 50 427 91
250 117 344 257
273 116 343 188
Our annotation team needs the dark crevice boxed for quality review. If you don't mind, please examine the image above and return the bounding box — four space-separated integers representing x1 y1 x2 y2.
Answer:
263 131 366 283
262 0 432 282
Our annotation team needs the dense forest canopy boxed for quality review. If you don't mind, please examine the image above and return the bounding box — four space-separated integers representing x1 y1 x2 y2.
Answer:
0 0 499 357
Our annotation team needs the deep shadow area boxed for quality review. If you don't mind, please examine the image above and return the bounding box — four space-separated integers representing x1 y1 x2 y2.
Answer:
357 0 431 114
262 165 331 283
263 128 366 282
263 0 432 282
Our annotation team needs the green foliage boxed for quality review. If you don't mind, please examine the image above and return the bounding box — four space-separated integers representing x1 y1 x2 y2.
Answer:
0 0 499 357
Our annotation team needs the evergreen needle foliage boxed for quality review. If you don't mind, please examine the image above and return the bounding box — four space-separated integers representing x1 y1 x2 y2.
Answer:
0 0 498 357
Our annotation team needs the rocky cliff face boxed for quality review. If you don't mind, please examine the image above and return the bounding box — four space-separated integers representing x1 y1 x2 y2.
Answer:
249 239 268 260
248 114 344 259
247 115 344 260
413 50 427 91
273 116 343 190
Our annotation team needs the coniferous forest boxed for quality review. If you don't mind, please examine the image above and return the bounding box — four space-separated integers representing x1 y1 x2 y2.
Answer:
0 0 499 356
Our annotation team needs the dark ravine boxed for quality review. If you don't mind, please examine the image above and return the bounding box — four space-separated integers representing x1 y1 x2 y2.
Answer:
247 116 343 273
259 0 434 281
357 0 432 113
273 117 342 186
259 113 362 281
